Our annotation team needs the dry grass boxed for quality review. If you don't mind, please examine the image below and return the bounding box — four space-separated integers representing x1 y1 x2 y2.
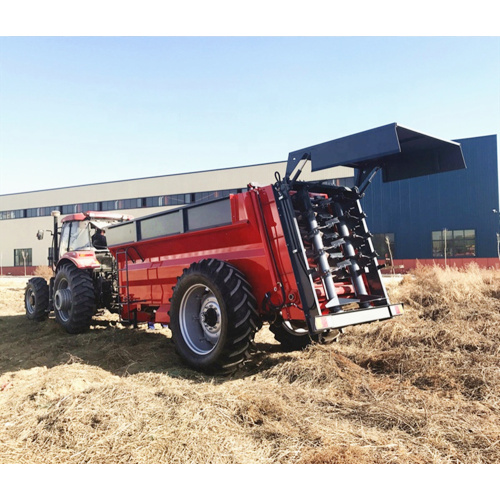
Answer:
34 266 54 281
1 264 499 464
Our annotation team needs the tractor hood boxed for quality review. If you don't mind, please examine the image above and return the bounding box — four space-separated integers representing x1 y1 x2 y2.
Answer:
286 123 467 183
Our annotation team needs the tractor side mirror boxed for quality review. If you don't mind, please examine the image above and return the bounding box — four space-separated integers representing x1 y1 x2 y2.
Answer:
36 230 44 240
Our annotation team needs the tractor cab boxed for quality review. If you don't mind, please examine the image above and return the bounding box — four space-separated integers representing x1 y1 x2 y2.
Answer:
54 211 133 271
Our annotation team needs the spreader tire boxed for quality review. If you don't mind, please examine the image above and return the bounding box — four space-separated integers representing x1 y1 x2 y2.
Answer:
25 277 49 321
53 264 95 334
169 259 261 374
269 317 318 351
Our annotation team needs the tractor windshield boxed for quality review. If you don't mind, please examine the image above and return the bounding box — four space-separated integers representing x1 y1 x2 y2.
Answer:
60 221 92 253
69 221 92 250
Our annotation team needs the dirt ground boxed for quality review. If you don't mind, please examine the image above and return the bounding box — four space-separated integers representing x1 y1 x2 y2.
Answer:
1 264 499 464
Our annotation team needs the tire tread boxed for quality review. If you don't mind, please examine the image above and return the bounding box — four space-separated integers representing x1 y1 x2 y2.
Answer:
170 259 262 374
54 264 95 334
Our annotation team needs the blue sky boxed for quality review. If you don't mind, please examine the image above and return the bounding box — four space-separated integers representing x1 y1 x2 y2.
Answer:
0 36 499 195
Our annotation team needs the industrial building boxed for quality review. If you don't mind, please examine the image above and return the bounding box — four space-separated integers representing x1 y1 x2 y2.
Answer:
361 134 499 270
0 132 498 276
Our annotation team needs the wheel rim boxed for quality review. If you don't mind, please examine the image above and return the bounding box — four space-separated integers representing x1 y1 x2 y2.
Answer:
25 288 36 315
54 277 72 322
179 284 222 355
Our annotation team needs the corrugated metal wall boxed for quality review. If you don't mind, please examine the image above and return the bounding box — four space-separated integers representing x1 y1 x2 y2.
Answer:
361 134 499 259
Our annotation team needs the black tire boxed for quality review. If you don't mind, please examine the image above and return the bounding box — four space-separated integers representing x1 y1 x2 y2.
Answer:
53 264 95 334
25 277 49 321
169 259 261 374
269 317 319 351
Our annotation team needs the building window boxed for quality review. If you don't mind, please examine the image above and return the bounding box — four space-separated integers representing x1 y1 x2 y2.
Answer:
193 189 239 203
61 204 74 215
432 229 476 257
102 200 114 211
337 177 355 188
0 209 25 219
166 194 190 206
81 202 101 212
46 206 61 216
320 177 356 188
0 187 245 221
194 191 213 203
372 233 395 261
14 248 32 267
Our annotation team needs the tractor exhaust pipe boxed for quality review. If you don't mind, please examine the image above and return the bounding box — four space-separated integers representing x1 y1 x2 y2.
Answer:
51 211 60 266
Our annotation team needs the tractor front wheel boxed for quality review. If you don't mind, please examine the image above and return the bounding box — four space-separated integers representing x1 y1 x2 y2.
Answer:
25 277 49 321
53 264 95 334
169 259 261 374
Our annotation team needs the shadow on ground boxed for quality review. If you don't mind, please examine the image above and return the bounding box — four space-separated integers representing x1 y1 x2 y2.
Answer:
0 311 292 382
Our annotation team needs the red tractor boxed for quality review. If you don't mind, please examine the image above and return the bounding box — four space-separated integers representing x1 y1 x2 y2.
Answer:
25 211 133 333
25 124 466 374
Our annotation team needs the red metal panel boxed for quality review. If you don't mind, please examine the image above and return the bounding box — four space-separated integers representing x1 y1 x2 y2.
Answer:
109 187 299 323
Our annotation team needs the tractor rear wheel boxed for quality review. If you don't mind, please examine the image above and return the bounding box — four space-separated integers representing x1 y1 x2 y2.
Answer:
169 259 261 374
53 264 95 334
25 277 49 321
270 317 318 351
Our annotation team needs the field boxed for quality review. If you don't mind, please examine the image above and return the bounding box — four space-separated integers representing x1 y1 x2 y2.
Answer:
1 264 499 464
